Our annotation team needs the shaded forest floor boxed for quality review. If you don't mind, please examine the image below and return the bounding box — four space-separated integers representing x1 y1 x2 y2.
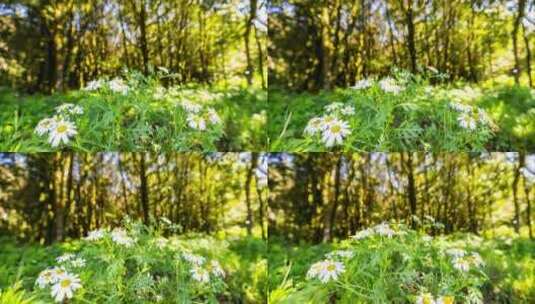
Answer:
267 225 535 303
268 81 535 152
0 230 267 303
0 83 267 152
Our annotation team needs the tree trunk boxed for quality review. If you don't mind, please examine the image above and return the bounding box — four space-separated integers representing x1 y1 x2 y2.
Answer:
244 153 257 235
138 154 150 224
244 0 257 85
512 0 526 84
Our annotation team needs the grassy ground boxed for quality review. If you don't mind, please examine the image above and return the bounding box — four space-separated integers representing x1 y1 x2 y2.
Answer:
0 225 267 303
268 79 535 152
268 225 535 304
0 79 267 152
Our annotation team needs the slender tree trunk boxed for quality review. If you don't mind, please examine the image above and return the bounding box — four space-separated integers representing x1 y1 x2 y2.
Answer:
138 154 150 224
244 0 257 85
512 0 526 85
523 22 533 87
244 153 257 235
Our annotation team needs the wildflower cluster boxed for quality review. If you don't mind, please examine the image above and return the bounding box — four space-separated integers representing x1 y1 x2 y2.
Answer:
416 293 454 304
299 221 488 303
351 222 405 240
35 254 85 302
351 77 405 95
303 102 353 147
34 103 82 147
180 101 222 131
449 102 495 131
446 248 485 272
84 77 128 95
181 252 226 284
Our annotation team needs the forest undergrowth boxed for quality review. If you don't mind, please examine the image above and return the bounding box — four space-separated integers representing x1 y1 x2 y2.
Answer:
0 220 267 304
269 72 535 152
0 72 267 152
268 220 534 304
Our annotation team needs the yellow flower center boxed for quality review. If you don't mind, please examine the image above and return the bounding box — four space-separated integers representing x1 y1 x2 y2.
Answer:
423 295 433 304
60 279 71 288
56 125 68 133
330 125 341 133
326 264 336 272
443 296 454 304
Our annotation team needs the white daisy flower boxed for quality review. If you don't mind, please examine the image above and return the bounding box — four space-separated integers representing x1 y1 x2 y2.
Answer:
108 78 128 95
154 237 168 249
306 261 323 279
36 269 56 288
56 253 76 263
325 102 344 112
55 103 83 115
50 272 82 303
111 228 135 247
153 87 167 100
436 295 455 304
379 77 403 94
467 252 485 267
316 260 345 283
182 252 205 266
374 223 396 238
48 120 77 147
187 114 207 130
35 118 57 136
208 260 225 278
422 235 433 242
352 228 374 240
449 102 473 113
351 79 373 90
70 258 86 268
452 257 470 271
341 105 355 115
457 113 477 130
84 229 106 241
207 108 221 124
84 79 103 91
304 117 323 136
49 267 68 282
321 119 351 147
326 250 354 260
190 266 210 283
446 248 466 258
416 293 436 304
181 101 202 113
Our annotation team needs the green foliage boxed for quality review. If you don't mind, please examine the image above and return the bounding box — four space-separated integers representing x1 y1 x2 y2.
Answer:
0 74 267 152
269 75 534 151
268 224 535 304
0 225 266 304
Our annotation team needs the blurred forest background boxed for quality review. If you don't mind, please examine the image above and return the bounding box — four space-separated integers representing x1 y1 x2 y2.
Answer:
0 0 267 92
268 153 534 243
0 152 267 243
269 0 534 91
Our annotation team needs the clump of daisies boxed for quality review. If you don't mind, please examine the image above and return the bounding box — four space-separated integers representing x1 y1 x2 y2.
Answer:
35 253 85 302
350 78 373 90
379 77 404 94
415 293 455 304
83 77 129 95
449 102 496 131
445 248 485 272
351 222 405 240
34 103 83 147
179 101 221 131
304 102 353 148
180 251 226 284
